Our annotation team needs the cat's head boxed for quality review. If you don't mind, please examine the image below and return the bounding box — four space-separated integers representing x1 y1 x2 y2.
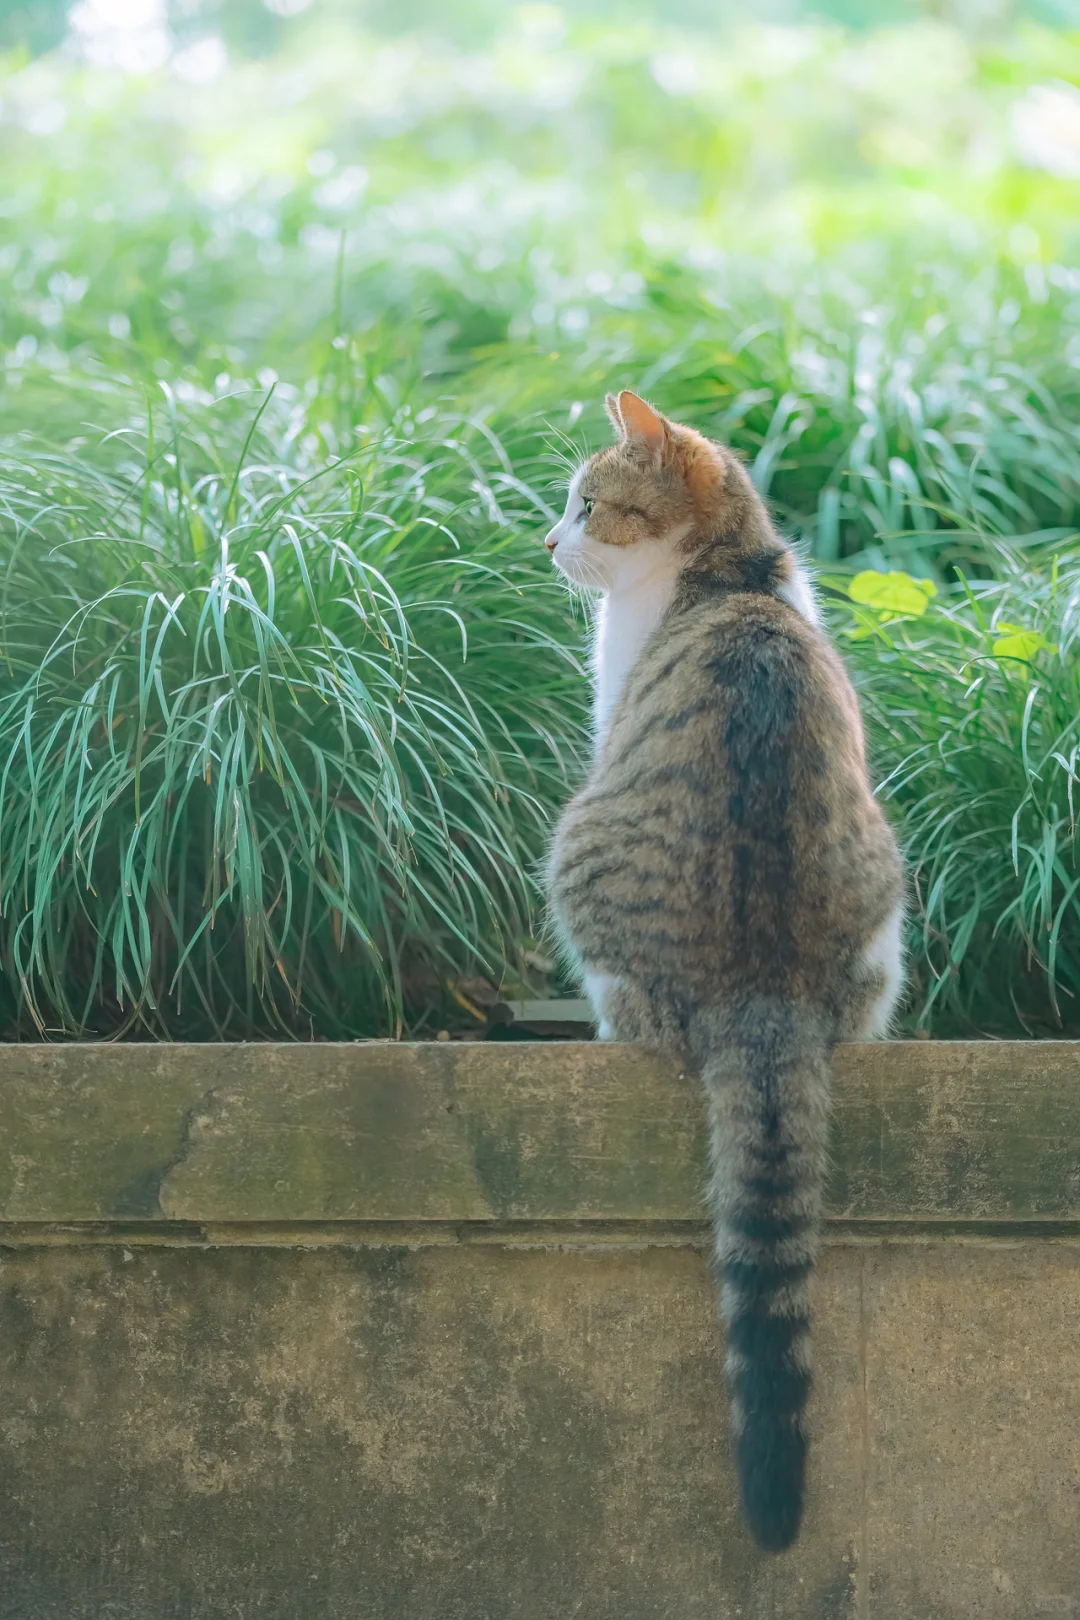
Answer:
544 390 756 592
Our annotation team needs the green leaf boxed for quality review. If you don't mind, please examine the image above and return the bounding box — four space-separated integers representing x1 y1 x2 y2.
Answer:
848 570 937 618
992 630 1058 663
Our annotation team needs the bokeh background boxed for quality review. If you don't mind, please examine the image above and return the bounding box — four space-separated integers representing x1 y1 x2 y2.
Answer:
2 0 1080 1041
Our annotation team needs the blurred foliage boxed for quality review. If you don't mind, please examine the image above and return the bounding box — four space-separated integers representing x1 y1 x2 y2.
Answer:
5 1 1080 383
2 0 1080 1036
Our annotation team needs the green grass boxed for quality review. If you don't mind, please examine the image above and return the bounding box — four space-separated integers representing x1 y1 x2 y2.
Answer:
3 3 1080 1037
0 383 585 1037
456 253 1080 571
836 541 1080 1035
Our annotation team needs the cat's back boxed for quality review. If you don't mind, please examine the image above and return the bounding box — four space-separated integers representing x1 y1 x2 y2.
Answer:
551 587 901 988
607 586 868 798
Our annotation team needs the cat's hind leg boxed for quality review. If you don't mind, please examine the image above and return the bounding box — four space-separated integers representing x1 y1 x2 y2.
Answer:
583 968 621 1041
583 967 687 1051
842 904 906 1039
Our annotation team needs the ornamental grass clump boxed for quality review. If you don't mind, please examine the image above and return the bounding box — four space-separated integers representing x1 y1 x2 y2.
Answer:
0 384 586 1039
836 541 1080 1035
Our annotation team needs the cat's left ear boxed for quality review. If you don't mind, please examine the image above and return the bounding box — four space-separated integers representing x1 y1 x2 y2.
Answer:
611 390 668 463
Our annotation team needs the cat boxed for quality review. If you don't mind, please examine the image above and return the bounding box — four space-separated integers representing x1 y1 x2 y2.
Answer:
544 390 904 1552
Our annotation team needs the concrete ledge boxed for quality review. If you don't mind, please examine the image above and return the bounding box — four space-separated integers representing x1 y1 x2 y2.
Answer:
2 1042 1080 1618
2 1041 1079 1228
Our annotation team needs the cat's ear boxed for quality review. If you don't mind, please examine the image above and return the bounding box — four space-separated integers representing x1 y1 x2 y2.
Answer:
604 392 625 433
615 390 668 461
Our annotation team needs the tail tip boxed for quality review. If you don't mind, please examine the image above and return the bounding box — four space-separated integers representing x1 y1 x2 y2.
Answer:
744 1496 803 1554
737 1427 806 1554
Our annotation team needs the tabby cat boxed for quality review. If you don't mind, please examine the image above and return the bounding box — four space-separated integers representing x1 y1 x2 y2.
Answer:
544 390 904 1552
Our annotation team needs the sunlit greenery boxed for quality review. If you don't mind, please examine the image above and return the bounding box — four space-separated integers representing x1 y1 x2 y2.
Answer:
834 547 1080 1035
0 382 587 1038
2 0 1080 1036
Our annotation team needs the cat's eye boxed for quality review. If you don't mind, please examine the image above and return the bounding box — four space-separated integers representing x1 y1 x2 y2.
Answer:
582 498 594 518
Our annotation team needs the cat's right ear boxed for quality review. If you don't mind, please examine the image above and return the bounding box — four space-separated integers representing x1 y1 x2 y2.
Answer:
604 392 625 434
613 390 668 464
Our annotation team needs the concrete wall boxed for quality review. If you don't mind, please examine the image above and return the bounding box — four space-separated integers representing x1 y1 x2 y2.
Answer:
1 1042 1079 1618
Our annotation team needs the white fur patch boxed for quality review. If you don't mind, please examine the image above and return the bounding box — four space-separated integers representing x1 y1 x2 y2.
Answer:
591 551 684 746
583 968 620 1040
545 470 690 751
858 904 906 1038
776 556 821 628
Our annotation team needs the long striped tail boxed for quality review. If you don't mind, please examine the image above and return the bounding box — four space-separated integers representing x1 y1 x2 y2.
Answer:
695 1000 831 1552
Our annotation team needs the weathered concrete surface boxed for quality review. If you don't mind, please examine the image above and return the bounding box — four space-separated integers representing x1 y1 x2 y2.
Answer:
1 1042 1079 1618
2 1239 1080 1618
861 1241 1080 1617
1 1041 1079 1224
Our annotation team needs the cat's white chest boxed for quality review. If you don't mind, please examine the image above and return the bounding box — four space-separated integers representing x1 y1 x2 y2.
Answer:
592 580 676 747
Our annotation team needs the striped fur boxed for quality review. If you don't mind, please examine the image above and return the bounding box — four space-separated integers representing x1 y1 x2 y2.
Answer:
545 391 905 1552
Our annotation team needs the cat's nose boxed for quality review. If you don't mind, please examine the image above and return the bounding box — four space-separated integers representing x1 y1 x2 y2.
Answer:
544 531 558 553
